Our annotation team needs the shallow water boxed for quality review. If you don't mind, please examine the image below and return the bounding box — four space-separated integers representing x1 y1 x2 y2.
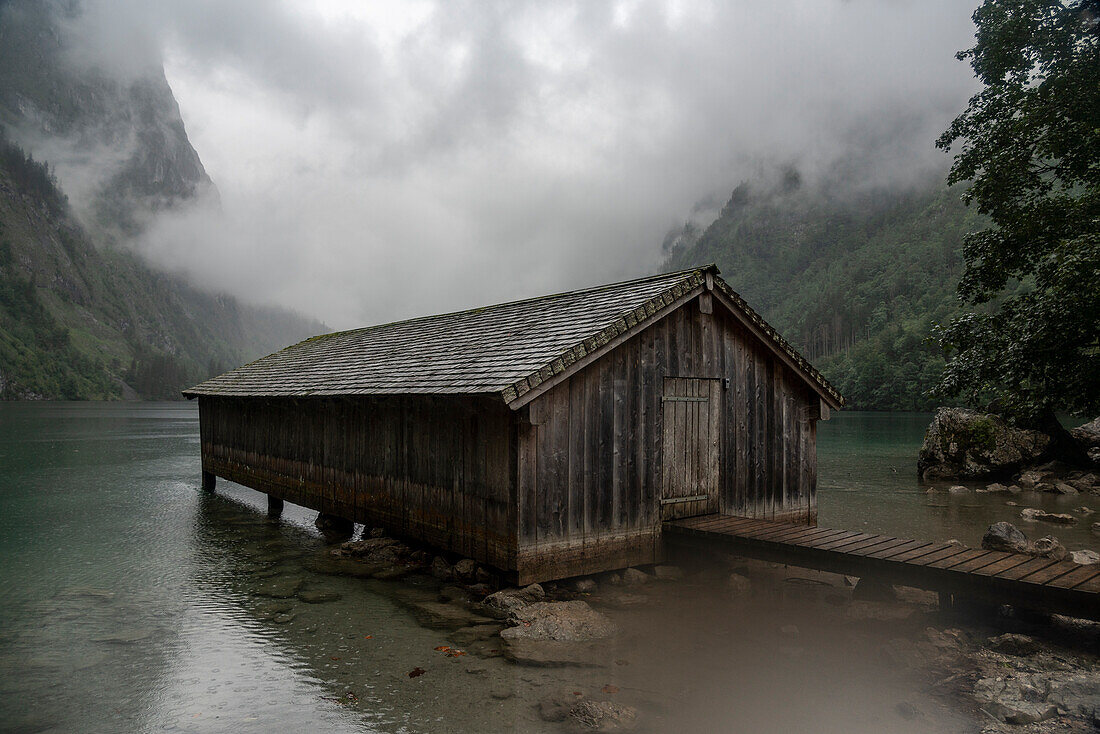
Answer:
0 403 1093 732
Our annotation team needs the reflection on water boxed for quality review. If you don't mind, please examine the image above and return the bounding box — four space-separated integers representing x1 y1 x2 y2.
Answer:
0 403 1093 732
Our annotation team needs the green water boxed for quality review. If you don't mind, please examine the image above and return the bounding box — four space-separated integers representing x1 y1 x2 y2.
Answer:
0 403 1091 732
818 412 1099 550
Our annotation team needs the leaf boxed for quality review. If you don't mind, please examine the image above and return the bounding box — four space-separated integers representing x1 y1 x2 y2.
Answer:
408 667 426 678
434 645 450 652
601 685 620 694
363 635 373 639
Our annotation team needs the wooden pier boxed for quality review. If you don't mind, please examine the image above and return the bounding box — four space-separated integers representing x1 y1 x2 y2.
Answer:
665 514 1100 622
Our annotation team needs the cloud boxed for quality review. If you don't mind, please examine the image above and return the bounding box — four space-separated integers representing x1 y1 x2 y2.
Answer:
67 0 978 329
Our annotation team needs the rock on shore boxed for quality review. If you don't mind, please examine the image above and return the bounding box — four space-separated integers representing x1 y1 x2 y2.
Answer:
500 600 617 642
918 408 1052 481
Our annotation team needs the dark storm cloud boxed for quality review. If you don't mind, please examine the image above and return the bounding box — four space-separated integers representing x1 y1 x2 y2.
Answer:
60 0 978 328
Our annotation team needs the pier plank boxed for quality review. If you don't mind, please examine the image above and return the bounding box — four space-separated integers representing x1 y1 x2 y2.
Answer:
664 514 1100 623
926 549 988 569
863 539 931 560
1016 561 1082 586
1046 565 1100 590
946 551 1015 574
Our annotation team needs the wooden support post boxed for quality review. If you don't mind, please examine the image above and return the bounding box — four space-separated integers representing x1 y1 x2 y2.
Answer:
938 590 953 612
268 494 284 517
201 471 216 493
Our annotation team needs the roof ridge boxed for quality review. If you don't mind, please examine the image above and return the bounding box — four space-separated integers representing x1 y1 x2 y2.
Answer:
298 264 720 345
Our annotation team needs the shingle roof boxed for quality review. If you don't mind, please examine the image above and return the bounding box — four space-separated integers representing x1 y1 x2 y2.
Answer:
183 265 842 407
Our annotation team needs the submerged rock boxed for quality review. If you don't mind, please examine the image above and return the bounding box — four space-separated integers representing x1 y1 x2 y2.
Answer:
332 537 411 565
569 699 638 731
620 568 650 586
981 522 1029 553
571 577 599 593
727 573 752 597
918 408 1051 481
652 565 684 581
252 577 305 599
1020 508 1077 525
538 698 571 722
297 589 341 604
500 601 617 642
502 638 612 668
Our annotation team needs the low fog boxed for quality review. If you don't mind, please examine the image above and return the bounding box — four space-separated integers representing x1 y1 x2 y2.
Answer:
63 0 977 329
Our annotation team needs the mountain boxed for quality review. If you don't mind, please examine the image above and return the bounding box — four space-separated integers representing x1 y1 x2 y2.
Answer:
0 0 325 399
664 170 985 410
0 0 215 236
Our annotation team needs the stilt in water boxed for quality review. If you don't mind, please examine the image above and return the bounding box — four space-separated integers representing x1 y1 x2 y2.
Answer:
267 494 284 517
938 591 954 612
201 471 216 493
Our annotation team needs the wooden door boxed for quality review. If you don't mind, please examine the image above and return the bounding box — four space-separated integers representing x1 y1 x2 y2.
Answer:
660 377 721 520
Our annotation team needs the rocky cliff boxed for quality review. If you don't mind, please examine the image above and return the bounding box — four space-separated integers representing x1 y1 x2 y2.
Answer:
0 0 325 399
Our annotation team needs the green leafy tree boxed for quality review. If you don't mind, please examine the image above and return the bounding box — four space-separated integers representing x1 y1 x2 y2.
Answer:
935 0 1100 438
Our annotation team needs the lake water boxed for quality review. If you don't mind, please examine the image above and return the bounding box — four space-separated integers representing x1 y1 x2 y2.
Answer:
0 403 1094 733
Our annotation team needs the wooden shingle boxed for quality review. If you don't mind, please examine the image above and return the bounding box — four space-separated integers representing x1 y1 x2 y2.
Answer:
183 265 842 408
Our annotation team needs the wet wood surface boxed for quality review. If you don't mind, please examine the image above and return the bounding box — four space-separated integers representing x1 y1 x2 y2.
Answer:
666 514 1100 621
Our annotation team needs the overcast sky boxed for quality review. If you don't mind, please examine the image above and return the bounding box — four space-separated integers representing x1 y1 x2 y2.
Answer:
70 0 978 330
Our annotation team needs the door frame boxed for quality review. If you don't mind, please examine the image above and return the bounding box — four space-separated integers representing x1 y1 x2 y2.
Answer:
659 376 722 520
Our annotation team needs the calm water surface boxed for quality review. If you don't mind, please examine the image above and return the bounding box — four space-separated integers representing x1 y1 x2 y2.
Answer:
0 403 1093 733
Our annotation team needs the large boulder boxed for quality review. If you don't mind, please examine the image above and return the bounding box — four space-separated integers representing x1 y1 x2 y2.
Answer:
481 584 545 618
981 522 1029 553
1070 417 1100 451
918 408 1052 481
500 600 617 642
973 675 1059 725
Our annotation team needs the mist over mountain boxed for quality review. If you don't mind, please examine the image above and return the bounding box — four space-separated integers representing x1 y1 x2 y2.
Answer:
665 168 984 410
0 0 323 399
32 0 976 329
0 0 215 237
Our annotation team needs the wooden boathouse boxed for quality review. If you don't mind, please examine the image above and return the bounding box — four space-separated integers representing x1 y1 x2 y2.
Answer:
184 265 843 584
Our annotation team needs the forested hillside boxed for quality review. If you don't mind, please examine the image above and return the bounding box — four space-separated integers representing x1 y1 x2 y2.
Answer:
0 0 325 400
665 172 985 410
0 132 324 399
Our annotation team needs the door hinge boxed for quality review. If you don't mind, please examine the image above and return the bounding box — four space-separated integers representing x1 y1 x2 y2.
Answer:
660 494 709 505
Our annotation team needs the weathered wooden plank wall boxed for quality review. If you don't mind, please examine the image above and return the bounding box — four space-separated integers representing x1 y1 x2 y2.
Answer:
516 296 818 583
199 394 516 570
